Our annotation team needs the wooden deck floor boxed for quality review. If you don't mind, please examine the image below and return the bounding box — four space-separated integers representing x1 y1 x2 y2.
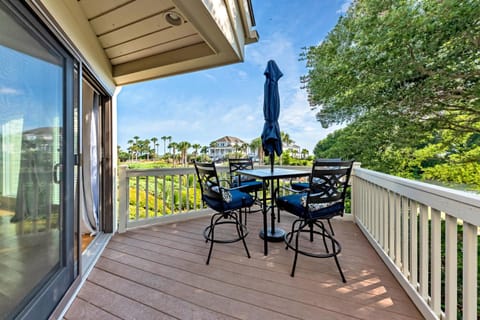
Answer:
65 210 423 320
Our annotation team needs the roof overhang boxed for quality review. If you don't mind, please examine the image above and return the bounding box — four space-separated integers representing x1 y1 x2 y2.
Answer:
31 0 258 91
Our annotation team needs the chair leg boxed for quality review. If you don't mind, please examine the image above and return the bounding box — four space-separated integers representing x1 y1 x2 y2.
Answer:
234 211 250 259
285 219 300 250
205 213 219 243
317 221 329 254
206 223 215 265
290 222 303 277
309 221 314 242
330 233 346 283
327 219 335 236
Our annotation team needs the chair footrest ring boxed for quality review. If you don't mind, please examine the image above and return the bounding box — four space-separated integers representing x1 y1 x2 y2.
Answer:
284 229 342 258
204 220 249 244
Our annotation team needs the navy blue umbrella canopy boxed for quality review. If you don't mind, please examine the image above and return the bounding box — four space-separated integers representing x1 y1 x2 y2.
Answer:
261 60 283 171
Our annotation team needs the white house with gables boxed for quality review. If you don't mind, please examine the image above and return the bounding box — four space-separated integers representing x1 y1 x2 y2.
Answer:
208 136 250 160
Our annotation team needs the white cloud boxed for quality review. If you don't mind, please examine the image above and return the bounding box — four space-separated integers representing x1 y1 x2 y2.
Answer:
279 87 343 152
0 87 21 95
246 32 305 91
237 70 248 79
337 0 353 14
203 73 216 81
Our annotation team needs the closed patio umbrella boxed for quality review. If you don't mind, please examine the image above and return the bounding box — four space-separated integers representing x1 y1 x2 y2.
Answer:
261 60 283 172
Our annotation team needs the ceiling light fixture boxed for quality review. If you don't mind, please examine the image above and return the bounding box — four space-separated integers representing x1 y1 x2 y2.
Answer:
164 11 183 26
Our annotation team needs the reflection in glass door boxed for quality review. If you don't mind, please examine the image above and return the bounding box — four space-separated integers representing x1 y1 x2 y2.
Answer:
0 3 74 319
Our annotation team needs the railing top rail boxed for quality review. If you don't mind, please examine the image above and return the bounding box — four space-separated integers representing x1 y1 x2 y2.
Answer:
353 167 480 225
123 165 312 177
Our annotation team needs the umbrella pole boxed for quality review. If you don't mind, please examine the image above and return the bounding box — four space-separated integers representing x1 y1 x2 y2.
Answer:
270 153 274 173
270 153 275 233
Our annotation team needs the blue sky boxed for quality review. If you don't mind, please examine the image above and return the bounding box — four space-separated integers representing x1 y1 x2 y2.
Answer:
117 0 352 153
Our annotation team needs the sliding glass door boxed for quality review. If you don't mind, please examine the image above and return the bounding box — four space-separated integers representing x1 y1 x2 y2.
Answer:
0 2 75 319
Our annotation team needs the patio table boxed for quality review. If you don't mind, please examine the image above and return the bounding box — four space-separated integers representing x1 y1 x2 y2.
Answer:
237 168 310 255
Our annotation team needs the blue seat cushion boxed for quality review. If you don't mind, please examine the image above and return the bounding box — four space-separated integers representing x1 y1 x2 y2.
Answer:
276 193 344 220
291 182 309 191
204 189 254 212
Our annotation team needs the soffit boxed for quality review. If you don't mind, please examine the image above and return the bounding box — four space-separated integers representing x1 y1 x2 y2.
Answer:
76 0 252 85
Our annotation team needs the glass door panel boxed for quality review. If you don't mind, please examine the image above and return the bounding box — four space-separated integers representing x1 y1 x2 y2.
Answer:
0 3 74 319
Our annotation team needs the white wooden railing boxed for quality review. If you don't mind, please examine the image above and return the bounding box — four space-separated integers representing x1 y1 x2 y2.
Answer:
118 166 219 232
117 165 311 232
351 167 479 320
117 164 479 319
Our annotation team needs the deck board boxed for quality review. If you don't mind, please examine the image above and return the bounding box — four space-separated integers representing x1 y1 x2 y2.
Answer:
65 210 423 319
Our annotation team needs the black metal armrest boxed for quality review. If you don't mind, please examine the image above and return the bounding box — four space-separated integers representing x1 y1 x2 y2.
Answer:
279 185 305 194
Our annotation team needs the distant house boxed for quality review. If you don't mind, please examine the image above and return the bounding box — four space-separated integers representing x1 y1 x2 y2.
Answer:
209 136 250 160
284 143 301 157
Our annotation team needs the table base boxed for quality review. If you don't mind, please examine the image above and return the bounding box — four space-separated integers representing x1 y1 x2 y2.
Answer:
259 228 286 242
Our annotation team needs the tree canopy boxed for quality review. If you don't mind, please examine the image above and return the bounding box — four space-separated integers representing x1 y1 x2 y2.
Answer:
303 0 479 136
305 0 480 189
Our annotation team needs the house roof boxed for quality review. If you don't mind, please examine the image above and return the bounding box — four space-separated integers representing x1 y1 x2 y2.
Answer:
213 136 246 145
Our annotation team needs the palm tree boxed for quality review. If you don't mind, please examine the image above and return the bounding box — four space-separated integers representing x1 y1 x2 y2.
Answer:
161 136 168 155
142 138 151 160
281 131 293 148
167 136 172 154
250 137 262 162
192 143 201 159
241 143 249 157
301 148 309 159
151 137 158 159
127 139 134 161
168 141 178 167
178 141 191 166
200 146 208 161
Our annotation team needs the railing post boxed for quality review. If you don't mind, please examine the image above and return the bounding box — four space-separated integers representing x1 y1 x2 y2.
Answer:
351 162 361 221
118 165 128 233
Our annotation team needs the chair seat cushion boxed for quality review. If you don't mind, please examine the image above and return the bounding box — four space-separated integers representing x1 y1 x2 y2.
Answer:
204 189 254 212
276 193 344 219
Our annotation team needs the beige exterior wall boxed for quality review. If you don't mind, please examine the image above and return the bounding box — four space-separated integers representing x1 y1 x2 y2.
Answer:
35 0 116 93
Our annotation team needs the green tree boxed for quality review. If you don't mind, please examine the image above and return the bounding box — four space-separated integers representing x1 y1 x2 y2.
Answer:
192 143 201 159
178 141 191 166
200 146 208 161
303 0 480 141
306 0 479 188
151 137 158 159
250 137 262 162
168 141 178 167
127 139 134 161
161 136 169 155
301 148 309 159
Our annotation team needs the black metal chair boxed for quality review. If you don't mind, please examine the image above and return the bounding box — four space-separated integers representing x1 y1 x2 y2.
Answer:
290 158 342 192
276 159 353 282
194 161 254 265
228 158 263 223
288 158 344 236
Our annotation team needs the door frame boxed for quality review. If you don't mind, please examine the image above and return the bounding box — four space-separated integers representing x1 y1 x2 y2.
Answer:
0 1 76 319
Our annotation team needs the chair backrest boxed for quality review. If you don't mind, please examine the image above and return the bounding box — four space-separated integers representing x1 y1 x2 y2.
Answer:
308 160 353 205
194 161 222 201
228 158 255 184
